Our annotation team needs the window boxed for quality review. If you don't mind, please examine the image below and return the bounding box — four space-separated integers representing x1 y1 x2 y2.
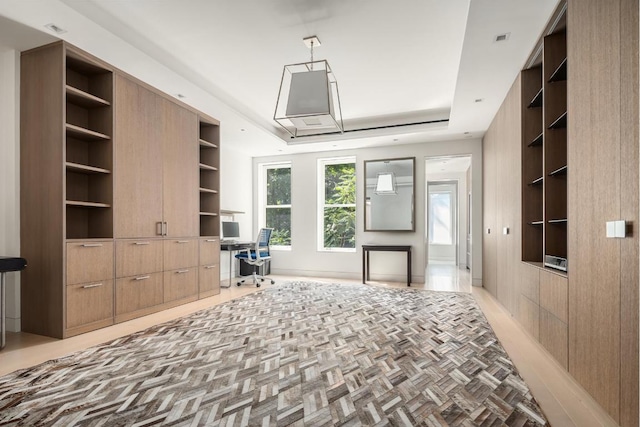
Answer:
428 190 454 245
318 157 356 251
259 162 291 248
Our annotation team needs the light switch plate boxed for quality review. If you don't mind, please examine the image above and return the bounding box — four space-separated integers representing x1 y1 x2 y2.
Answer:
607 220 627 238
503 227 509 235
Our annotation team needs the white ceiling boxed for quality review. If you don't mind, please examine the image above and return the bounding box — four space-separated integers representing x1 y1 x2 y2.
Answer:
0 0 559 156
426 155 472 175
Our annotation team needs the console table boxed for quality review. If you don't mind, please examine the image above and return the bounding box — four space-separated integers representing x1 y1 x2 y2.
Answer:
0 257 27 350
362 245 411 287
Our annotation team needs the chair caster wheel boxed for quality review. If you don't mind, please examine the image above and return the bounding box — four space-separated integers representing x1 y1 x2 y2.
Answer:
236 282 241 286
257 283 261 287
270 280 275 284
260 278 265 282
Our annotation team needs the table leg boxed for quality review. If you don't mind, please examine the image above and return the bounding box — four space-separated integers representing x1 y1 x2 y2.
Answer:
366 250 370 281
362 249 365 284
407 249 411 287
229 251 233 287
1 272 5 350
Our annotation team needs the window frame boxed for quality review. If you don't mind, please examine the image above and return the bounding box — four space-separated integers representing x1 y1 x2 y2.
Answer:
317 156 357 252
258 161 292 251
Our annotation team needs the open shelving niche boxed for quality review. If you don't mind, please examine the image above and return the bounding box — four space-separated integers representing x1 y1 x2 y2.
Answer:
64 48 114 240
521 7 567 273
198 118 220 237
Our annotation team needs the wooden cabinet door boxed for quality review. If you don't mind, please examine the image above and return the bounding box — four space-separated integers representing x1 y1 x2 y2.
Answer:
482 112 498 297
160 98 199 237
114 75 163 238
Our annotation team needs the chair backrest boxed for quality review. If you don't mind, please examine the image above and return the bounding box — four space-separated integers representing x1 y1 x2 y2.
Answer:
256 228 273 252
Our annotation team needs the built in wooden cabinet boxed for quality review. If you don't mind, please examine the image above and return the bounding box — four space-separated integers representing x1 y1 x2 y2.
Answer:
20 41 222 339
521 6 567 270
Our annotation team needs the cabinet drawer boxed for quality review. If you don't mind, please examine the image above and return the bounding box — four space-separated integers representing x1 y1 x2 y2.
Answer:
66 280 114 329
164 268 198 303
66 241 114 285
199 264 220 296
116 272 163 316
539 270 568 323
116 240 163 277
163 239 198 270
200 238 220 266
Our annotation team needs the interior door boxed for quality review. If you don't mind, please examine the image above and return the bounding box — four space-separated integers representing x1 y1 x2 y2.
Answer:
114 75 163 238
160 98 199 237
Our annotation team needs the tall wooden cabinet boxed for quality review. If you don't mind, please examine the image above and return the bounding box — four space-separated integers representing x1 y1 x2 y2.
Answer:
484 0 639 425
20 41 222 339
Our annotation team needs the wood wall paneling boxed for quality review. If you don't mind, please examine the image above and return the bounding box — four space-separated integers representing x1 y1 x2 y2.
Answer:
20 44 65 338
618 0 639 425
519 295 540 339
482 114 498 297
520 262 540 304
567 0 622 419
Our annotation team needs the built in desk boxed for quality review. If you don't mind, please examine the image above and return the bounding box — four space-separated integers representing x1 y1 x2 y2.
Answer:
362 245 411 287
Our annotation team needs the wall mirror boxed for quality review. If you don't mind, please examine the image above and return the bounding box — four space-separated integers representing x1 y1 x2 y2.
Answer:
364 157 415 231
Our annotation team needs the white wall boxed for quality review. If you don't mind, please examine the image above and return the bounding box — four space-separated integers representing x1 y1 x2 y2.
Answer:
219 145 253 284
0 48 21 331
253 139 483 285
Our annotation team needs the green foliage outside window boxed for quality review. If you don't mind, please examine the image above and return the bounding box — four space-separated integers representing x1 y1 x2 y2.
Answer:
266 167 291 246
323 163 356 248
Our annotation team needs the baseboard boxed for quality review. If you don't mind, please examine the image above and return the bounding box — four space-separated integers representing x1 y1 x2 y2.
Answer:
271 268 425 285
472 278 483 287
6 317 20 332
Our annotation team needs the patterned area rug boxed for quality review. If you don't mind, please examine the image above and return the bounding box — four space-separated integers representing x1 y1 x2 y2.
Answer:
0 281 547 426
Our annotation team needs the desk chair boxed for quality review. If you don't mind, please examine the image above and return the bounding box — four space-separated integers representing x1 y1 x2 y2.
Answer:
235 228 275 287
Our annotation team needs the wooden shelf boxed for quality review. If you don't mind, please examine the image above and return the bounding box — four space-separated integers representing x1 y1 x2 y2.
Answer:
530 220 545 226
66 85 110 108
548 218 568 224
530 176 544 185
548 111 567 129
199 187 218 194
66 123 110 141
66 200 110 208
199 163 218 171
199 139 218 149
65 162 110 174
199 212 218 216
548 58 567 83
529 88 543 108
528 132 543 147
549 165 568 176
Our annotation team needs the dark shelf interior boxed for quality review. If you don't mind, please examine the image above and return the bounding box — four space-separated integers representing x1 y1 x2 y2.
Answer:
549 165 568 176
528 132 543 147
529 88 543 108
548 111 567 129
548 58 567 83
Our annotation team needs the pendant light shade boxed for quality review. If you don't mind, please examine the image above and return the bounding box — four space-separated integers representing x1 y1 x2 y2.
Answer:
274 37 344 138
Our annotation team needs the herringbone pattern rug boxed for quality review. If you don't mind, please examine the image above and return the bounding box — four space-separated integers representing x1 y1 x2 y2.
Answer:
0 282 547 426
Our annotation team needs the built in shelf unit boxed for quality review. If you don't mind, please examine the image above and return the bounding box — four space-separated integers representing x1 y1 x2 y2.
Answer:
521 7 567 271
20 41 222 339
198 119 221 237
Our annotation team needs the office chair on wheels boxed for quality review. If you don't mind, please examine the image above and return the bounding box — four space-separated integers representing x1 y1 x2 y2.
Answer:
235 228 275 287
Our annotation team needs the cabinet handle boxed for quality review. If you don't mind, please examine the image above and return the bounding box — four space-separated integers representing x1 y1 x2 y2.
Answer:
205 265 216 269
163 222 168 236
176 240 189 244
176 269 189 274
134 275 151 281
134 242 151 246
156 222 163 236
82 283 103 289
205 239 217 242
81 243 103 248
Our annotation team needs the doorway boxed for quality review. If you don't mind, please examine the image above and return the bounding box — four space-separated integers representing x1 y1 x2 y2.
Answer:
425 156 472 270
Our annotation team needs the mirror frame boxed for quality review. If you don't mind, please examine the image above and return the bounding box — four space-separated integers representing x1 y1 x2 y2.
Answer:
364 157 416 232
